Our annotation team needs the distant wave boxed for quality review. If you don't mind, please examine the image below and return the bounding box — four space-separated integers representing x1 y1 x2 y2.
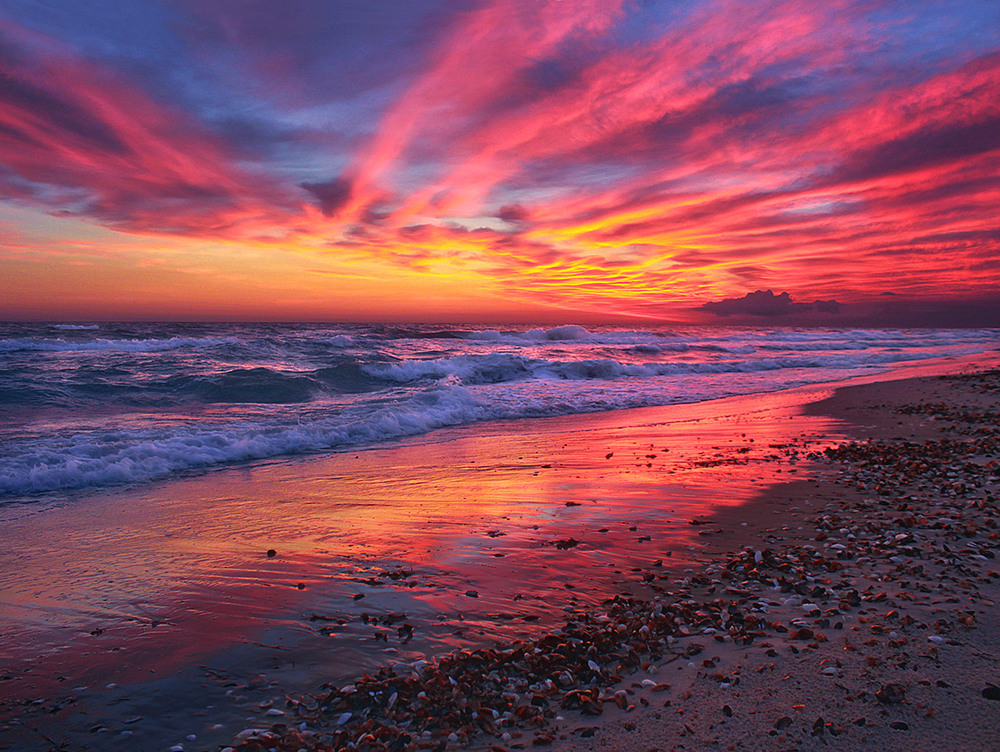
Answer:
399 324 998 351
162 362 378 403
320 335 355 347
168 368 320 403
0 336 240 353
49 324 99 330
393 324 668 345
463 324 594 341
361 348 960 387
458 324 661 345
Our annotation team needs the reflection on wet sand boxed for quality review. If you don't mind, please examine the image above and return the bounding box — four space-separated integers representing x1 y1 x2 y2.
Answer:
0 385 846 749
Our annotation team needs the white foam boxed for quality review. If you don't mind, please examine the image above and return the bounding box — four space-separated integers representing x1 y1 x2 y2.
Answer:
0 387 489 496
322 335 354 347
524 324 593 341
459 325 662 345
362 348 973 387
0 336 239 353
2 324 997 498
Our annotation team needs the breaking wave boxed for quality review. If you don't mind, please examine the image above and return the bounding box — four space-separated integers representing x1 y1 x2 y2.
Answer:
0 336 239 353
1 322 996 497
0 387 488 496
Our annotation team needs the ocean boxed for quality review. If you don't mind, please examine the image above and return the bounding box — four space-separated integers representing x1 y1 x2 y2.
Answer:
1 322 997 501
2 322 999 751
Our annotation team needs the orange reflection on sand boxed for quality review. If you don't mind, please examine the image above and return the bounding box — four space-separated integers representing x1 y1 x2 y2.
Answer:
0 384 848 704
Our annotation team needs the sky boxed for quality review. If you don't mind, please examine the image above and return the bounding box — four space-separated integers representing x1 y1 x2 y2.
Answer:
0 0 998 324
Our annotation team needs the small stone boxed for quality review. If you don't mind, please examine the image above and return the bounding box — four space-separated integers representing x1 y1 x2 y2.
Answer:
876 684 906 704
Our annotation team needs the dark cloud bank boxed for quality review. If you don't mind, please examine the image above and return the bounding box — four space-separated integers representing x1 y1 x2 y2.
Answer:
700 289 841 318
697 289 1000 327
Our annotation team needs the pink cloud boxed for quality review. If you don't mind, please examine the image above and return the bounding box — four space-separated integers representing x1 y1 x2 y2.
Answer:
0 22 299 238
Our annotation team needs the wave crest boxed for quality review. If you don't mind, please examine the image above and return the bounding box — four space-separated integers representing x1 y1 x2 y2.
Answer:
0 387 486 496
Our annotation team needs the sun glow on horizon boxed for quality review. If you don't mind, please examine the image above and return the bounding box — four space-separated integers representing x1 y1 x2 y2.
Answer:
1 1 998 324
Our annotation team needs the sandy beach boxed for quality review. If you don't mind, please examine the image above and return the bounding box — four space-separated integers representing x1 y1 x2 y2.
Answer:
537 368 1000 752
4 1 1000 749
2 355 999 751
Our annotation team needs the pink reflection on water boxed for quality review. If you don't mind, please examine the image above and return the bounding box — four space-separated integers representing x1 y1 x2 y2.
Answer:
3 355 996 750
0 385 846 711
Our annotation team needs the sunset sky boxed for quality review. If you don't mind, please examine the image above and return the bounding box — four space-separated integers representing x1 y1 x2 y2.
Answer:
1 0 998 323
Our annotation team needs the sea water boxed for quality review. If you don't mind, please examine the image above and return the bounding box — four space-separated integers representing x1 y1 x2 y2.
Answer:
1 322 996 499
1 322 998 751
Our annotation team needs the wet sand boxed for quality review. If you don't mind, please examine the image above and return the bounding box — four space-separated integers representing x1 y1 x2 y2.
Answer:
541 367 1000 752
1 353 998 751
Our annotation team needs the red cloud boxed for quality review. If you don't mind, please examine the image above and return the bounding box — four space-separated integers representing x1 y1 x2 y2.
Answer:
0 23 299 238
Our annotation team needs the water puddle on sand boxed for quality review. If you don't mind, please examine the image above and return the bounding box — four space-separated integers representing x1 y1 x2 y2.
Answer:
2 386 851 751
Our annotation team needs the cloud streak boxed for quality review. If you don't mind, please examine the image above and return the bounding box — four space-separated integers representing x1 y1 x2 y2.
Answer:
0 23 300 238
0 1 998 321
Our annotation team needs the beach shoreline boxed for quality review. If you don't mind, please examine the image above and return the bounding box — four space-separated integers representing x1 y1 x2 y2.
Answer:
229 362 1000 752
2 354 999 751
539 369 1000 752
